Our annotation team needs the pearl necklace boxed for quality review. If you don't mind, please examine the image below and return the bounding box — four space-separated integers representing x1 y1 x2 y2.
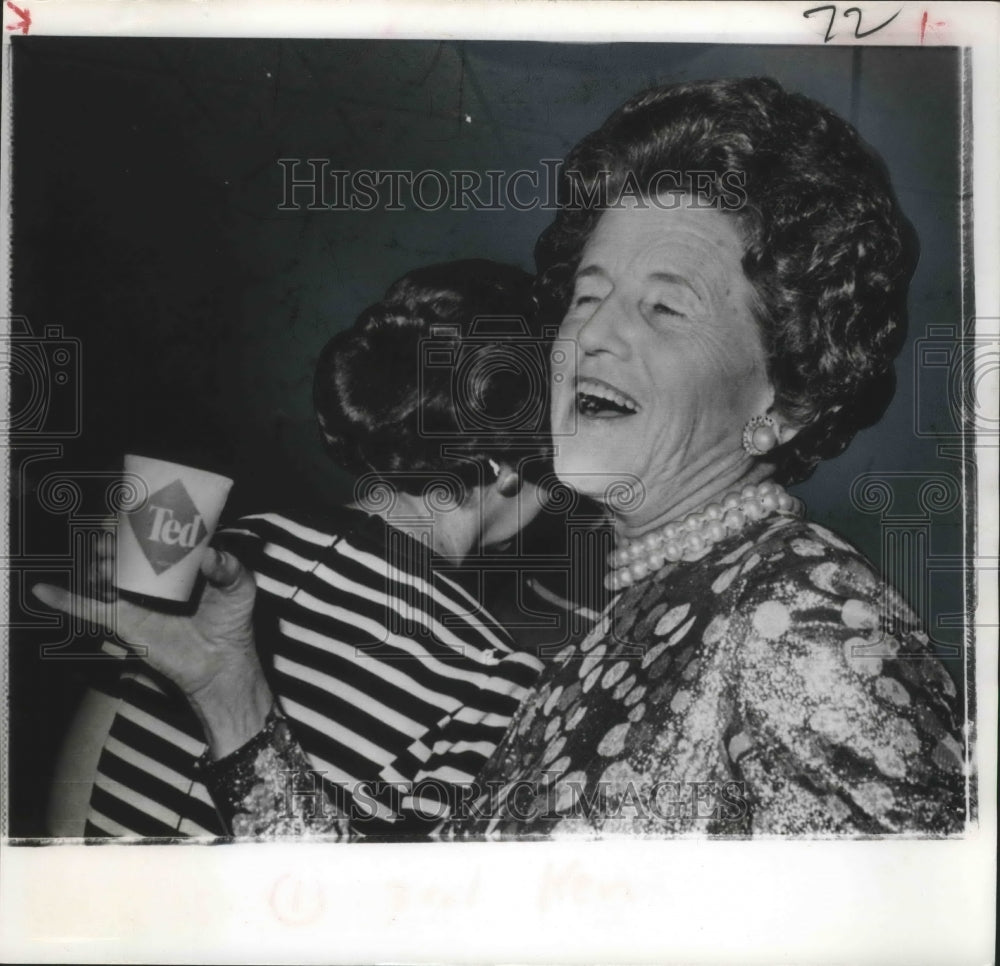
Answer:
606 480 802 592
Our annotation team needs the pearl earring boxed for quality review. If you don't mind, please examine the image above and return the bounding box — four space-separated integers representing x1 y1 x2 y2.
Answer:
488 459 502 479
742 414 778 456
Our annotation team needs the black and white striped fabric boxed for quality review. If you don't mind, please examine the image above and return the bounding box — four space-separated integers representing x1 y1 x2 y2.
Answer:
86 507 543 839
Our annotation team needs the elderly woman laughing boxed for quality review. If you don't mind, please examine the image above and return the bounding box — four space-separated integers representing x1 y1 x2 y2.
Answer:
455 77 967 837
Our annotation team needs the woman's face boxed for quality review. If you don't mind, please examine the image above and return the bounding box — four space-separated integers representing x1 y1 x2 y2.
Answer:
550 196 774 523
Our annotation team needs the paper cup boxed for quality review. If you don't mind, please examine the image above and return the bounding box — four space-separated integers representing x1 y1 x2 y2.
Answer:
116 455 233 602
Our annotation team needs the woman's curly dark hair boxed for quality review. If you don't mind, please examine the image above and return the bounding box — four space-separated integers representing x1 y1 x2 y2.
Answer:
535 76 919 484
314 259 551 495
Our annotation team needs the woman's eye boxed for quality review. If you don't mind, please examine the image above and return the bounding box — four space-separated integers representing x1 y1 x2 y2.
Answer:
651 302 683 318
572 294 600 308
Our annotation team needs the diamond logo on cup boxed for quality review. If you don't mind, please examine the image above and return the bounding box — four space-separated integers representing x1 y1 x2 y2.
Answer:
126 478 208 575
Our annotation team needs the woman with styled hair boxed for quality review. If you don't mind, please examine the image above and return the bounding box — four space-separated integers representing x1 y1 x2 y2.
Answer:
40 259 549 838
456 76 968 836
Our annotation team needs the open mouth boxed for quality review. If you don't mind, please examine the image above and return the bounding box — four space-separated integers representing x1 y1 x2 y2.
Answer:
575 377 640 418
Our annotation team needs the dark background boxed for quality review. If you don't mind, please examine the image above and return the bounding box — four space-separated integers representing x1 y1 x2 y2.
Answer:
6 38 967 836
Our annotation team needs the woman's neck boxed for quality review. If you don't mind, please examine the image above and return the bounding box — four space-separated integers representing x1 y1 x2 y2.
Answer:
348 490 480 563
612 458 776 542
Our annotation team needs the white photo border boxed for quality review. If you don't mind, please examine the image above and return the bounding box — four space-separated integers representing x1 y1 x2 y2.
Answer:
1 2 996 963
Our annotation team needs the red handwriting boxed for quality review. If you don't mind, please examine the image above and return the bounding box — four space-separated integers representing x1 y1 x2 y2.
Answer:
919 11 947 43
269 873 325 927
5 1 30 34
803 4 902 43
538 860 631 914
385 871 483 923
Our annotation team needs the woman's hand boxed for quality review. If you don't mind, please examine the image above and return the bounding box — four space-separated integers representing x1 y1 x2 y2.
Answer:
32 546 273 758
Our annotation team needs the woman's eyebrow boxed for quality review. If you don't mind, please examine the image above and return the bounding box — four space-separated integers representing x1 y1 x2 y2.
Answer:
573 264 608 282
648 270 696 288
647 271 705 302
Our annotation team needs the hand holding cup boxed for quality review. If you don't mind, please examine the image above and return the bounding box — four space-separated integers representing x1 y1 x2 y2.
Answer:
32 457 272 757
33 547 271 757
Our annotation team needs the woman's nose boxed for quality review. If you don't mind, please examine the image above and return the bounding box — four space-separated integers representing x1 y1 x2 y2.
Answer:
573 297 632 358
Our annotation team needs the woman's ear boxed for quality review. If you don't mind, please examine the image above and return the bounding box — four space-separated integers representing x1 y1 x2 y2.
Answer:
774 402 840 446
492 462 522 498
775 417 802 446
763 390 805 446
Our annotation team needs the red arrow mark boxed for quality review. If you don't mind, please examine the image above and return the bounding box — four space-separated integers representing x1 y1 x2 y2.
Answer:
919 10 947 44
5 1 30 34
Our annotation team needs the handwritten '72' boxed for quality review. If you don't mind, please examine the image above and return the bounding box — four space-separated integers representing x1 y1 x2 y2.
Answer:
803 5 902 43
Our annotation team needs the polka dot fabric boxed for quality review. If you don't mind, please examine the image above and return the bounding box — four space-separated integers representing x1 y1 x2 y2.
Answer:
453 517 968 838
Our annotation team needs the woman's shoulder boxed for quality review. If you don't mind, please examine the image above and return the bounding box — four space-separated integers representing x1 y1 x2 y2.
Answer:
717 519 966 833
221 505 393 557
216 506 386 600
599 516 880 656
224 507 339 543
724 515 888 611
223 506 528 660
716 513 961 720
718 515 938 663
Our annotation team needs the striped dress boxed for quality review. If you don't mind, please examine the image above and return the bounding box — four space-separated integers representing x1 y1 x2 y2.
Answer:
85 507 543 839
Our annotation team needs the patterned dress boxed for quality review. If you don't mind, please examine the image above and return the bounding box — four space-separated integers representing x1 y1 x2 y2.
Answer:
451 515 969 838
